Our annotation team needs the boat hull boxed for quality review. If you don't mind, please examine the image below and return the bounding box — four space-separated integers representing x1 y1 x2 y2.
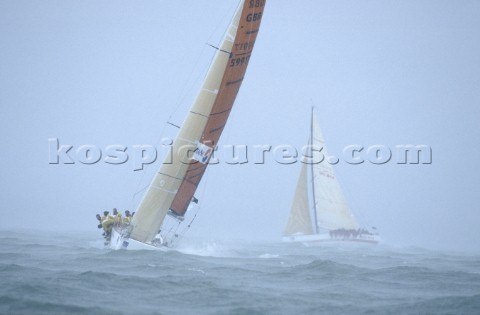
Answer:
107 228 169 251
282 233 380 246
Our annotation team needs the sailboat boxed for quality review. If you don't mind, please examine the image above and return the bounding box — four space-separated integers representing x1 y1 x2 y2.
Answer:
107 0 266 250
282 108 380 245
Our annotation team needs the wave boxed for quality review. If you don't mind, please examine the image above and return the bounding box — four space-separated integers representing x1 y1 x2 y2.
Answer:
0 296 117 315
1 232 479 315
373 294 480 315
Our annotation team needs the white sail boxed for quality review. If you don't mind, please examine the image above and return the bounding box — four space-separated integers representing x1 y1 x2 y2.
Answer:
130 2 245 243
282 109 379 245
283 162 314 236
311 114 359 230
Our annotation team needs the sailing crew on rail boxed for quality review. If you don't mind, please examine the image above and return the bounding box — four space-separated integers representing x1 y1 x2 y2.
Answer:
100 211 108 230
96 214 103 230
123 210 132 225
112 208 122 227
101 211 114 239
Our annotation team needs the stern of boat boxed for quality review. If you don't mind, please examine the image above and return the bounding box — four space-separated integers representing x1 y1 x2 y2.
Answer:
107 227 129 250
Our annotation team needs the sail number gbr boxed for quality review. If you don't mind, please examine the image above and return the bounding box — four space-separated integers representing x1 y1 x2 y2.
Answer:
230 54 251 67
249 0 265 8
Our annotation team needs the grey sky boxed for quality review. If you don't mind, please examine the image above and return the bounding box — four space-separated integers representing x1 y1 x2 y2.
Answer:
1 0 479 252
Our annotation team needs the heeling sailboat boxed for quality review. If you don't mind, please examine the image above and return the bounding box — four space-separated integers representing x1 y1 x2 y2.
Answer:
282 108 380 245
108 0 266 250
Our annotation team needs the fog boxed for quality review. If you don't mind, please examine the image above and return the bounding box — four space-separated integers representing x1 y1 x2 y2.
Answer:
1 0 479 253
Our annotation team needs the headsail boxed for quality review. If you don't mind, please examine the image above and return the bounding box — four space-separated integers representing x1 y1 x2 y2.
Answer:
311 113 359 230
130 0 266 243
283 162 314 236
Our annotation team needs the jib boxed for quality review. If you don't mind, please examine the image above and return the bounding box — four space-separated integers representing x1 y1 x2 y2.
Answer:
246 12 262 22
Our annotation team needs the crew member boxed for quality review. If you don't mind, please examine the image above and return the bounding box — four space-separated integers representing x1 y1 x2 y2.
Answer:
96 214 102 230
123 210 132 225
101 211 114 239
112 208 122 226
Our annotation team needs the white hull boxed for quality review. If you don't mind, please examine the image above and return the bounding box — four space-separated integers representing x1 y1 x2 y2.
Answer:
107 228 169 251
282 233 380 246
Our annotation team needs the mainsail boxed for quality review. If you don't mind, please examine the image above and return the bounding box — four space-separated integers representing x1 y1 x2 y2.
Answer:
130 0 266 243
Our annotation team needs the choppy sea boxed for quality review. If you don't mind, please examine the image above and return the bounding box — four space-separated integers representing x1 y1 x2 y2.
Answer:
0 230 479 315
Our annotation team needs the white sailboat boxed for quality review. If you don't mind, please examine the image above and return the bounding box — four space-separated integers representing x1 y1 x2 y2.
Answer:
107 0 266 250
282 108 380 245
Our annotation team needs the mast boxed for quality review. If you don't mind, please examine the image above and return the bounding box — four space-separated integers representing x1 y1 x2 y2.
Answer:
310 107 320 234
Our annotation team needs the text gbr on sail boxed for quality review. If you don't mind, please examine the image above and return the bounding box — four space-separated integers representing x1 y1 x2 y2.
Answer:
246 12 262 22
